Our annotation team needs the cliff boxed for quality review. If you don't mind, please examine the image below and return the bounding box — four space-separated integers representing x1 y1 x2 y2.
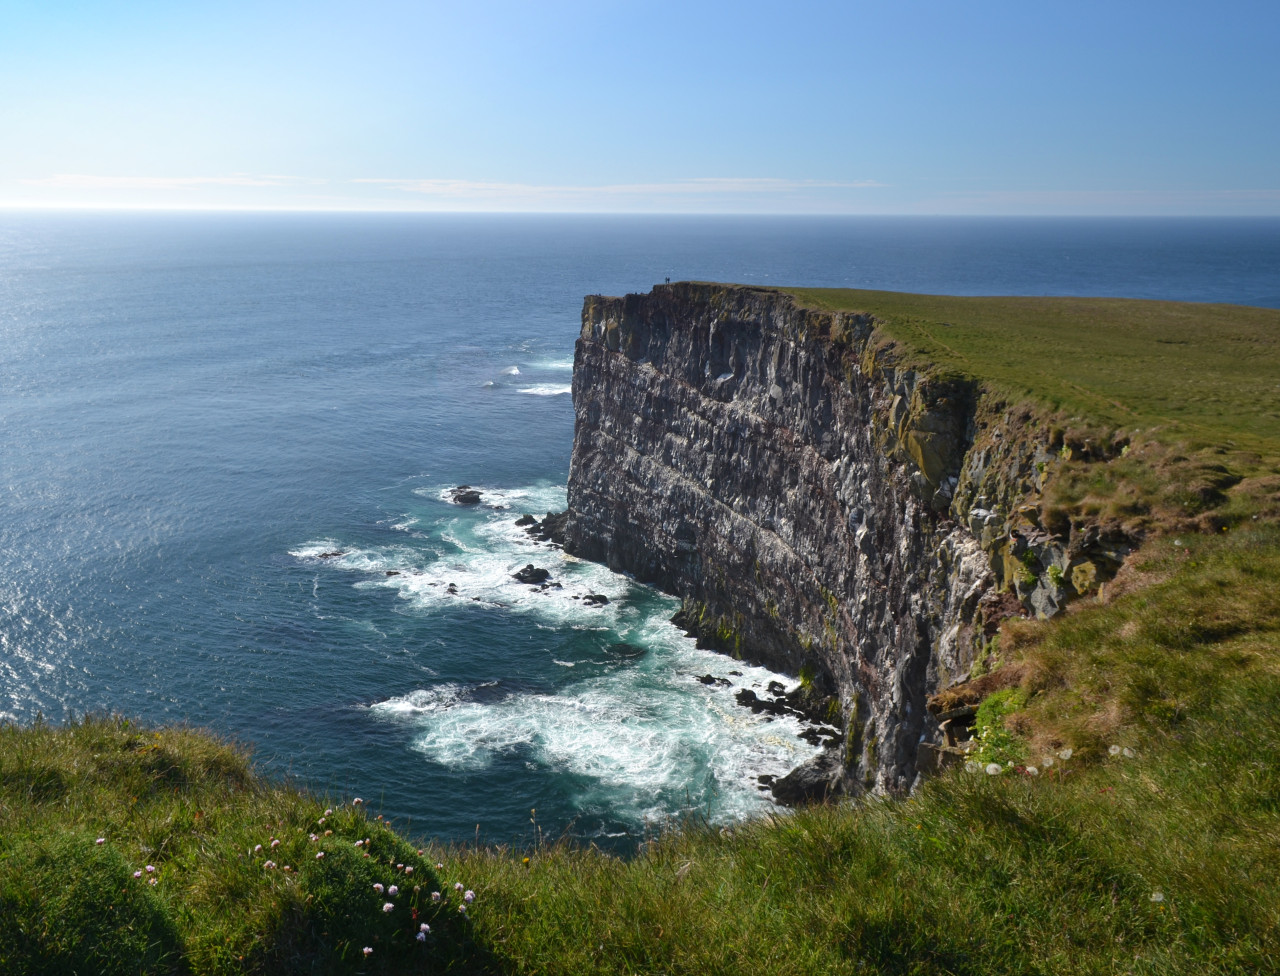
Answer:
563 283 1135 794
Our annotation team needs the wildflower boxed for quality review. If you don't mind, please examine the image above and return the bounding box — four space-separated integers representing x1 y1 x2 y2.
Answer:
985 763 1003 776
417 849 424 856
964 760 980 774
1150 891 1165 903
270 838 280 848
318 818 325 826
324 830 332 836
315 851 325 859
353 798 363 806
264 861 276 869
464 890 475 903
458 904 467 913
388 885 399 896
414 885 420 893
416 931 427 942
362 947 372 957
133 871 142 879
1123 747 1136 758
309 833 318 842
1109 745 1122 756
383 902 394 913
1058 747 1073 760
355 840 364 847
405 866 413 875
283 866 291 872
95 838 105 845
1025 766 1039 776
146 865 155 873
396 863 404 870
149 877 157 886
431 891 441 902
324 808 332 816
373 883 384 894
420 923 430 933
454 882 464 891
254 844 263 853
436 862 444 871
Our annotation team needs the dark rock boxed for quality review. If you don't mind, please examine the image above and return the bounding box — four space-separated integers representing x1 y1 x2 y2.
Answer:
697 674 717 685
606 642 647 660
318 551 345 559
384 570 401 576
771 750 845 807
513 564 551 585
767 680 787 697
446 583 458 594
450 486 482 505
582 593 610 606
522 510 570 545
514 514 537 527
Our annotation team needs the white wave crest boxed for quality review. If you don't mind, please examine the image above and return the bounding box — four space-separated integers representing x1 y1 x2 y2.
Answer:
517 385 572 396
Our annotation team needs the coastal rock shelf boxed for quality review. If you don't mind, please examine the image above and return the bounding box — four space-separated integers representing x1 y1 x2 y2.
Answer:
562 283 1122 795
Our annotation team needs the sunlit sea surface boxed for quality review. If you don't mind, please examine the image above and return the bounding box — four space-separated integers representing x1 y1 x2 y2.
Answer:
3 213 1278 848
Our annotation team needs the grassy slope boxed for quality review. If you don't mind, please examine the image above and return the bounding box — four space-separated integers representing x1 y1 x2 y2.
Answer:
5 289 1280 975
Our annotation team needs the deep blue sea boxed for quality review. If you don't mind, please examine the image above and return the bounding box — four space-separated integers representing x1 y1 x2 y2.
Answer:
3 213 1278 849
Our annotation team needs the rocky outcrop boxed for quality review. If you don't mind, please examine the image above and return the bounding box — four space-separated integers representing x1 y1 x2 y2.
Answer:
563 283 1130 795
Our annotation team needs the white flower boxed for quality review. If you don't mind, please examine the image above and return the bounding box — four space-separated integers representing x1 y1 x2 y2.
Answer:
464 889 475 903
964 761 981 774
1123 747 1136 758
1150 891 1165 903
985 763 1003 776
353 798 363 806
1058 748 1073 760
254 844 262 853
149 877 157 886
419 923 430 933
315 851 325 859
382 901 394 913
264 861 276 869
362 947 372 957
355 840 364 847
405 866 413 875
431 891 441 902
454 882 464 891
372 883 384 893
1109 745 1122 756
1041 756 1055 768
324 808 332 816
388 885 399 896
1025 766 1039 776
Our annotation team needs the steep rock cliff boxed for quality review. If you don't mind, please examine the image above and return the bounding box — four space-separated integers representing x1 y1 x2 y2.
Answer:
564 283 1125 794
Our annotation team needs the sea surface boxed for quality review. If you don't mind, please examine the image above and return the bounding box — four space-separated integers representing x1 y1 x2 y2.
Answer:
3 213 1278 849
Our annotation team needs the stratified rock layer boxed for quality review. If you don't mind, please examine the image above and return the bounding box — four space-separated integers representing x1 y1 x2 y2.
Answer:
564 283 1121 793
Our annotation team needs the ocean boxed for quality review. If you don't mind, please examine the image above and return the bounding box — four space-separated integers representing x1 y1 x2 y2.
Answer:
2 212 1278 849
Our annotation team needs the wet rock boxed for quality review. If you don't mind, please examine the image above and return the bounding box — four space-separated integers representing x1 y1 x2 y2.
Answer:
513 564 551 585
522 510 570 545
514 514 537 527
384 570 401 576
450 486 482 505
771 750 845 806
582 593 610 606
318 551 345 559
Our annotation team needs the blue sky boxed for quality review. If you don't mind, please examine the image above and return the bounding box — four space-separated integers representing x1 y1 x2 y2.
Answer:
2 0 1276 214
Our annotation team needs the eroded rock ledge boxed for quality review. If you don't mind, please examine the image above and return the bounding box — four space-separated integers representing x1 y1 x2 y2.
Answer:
563 283 1131 795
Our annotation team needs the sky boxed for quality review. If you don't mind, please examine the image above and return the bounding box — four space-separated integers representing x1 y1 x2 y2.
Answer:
1 0 1277 215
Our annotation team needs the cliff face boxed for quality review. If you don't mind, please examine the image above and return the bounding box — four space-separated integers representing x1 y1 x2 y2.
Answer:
564 284 1124 793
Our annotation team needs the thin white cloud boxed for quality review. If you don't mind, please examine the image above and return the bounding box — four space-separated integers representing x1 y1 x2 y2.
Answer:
20 173 322 190
352 176 885 198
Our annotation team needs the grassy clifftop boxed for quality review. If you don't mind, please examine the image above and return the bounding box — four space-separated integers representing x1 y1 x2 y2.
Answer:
4 289 1279 974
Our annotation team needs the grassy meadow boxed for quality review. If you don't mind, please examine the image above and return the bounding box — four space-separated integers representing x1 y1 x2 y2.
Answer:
4 289 1280 974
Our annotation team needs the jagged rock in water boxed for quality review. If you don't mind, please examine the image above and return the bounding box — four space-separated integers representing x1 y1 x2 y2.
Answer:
450 485 482 505
512 564 551 585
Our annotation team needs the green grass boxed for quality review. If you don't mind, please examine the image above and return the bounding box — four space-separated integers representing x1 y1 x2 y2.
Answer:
782 288 1280 453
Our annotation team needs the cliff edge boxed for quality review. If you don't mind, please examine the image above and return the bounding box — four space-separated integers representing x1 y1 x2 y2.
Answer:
563 283 1138 794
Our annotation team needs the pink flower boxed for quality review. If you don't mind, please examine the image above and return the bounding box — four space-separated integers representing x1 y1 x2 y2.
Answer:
416 931 427 942
404 866 413 875
454 882 463 891
353 798 363 806
95 838 105 845
431 891 441 902
254 844 262 853
355 840 364 847
270 839 280 848
133 870 142 879
264 861 276 869
145 865 155 873
419 923 430 933
315 851 325 859
382 902 394 913
388 885 399 896
464 890 475 903
362 947 372 957
324 808 332 816
372 883 384 894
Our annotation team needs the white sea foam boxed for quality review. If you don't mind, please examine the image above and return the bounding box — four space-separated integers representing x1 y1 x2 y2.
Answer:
517 385 572 396
501 365 521 375
534 358 574 370
300 481 822 829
